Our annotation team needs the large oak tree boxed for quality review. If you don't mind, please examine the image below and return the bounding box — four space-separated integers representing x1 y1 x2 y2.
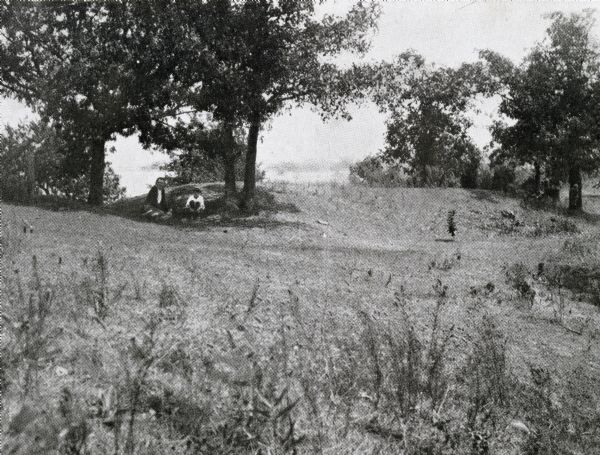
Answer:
114 1 380 207
368 51 484 186
191 0 380 209
482 11 600 210
0 0 190 204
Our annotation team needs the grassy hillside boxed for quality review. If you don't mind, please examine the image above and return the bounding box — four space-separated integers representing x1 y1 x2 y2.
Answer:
2 183 600 454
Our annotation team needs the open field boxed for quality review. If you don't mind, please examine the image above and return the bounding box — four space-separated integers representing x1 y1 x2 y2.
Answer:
2 183 600 454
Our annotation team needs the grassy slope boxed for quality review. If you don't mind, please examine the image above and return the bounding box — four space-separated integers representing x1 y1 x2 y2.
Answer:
4 183 600 370
3 183 600 452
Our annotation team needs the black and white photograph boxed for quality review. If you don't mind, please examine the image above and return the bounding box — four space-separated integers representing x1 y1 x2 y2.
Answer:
1 0 600 453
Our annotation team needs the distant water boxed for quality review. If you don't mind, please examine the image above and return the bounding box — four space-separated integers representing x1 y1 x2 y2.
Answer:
119 166 350 196
119 169 169 197
265 168 349 183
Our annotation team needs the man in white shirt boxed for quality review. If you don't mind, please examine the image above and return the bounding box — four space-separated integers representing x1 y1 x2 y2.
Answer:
183 188 205 220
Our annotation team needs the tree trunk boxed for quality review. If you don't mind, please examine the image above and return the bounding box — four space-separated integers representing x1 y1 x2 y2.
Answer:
88 138 106 205
242 117 260 211
421 165 430 187
568 165 583 211
534 161 541 193
25 149 36 202
222 122 237 198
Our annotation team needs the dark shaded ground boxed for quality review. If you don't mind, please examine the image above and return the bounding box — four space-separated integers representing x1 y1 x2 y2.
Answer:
6 183 303 231
108 182 301 221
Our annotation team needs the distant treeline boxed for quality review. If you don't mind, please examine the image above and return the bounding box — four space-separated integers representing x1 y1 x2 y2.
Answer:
1 4 599 211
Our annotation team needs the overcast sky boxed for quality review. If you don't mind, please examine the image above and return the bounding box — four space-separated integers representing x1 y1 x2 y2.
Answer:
1 1 599 194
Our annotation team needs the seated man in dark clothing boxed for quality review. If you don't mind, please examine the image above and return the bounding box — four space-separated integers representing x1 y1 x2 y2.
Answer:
143 177 171 220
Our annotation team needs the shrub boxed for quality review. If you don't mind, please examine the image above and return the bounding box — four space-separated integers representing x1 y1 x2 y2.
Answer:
55 164 126 204
520 173 541 195
447 210 457 237
160 123 265 187
544 262 600 298
420 164 461 187
528 217 579 237
349 155 408 187
541 237 600 306
164 152 266 186
477 165 495 190
460 159 480 189
349 156 477 188
504 263 535 302
0 121 125 203
491 164 516 192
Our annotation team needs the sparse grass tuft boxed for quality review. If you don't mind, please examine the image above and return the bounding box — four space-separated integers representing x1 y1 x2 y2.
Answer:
158 283 182 308
463 315 511 432
541 236 600 307
3 255 600 454
3 256 58 396
528 216 579 237
429 250 462 271
77 248 126 321
504 262 535 303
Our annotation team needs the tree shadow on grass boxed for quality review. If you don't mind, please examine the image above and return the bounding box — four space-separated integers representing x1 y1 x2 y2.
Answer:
466 189 501 203
570 208 600 224
167 216 309 232
464 187 600 222
5 183 305 231
519 195 600 224
581 195 600 222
